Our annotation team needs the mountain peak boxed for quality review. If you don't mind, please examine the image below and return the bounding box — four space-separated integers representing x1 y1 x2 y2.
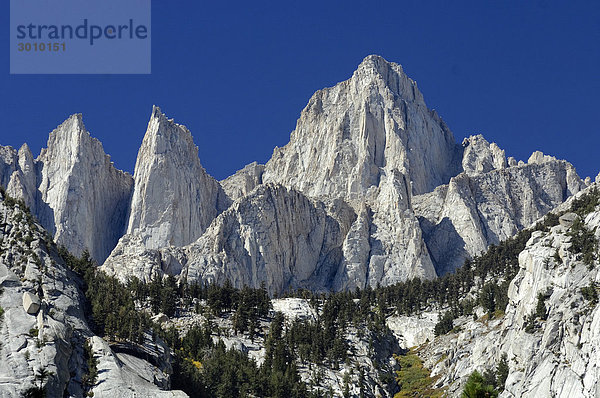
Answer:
17 143 33 160
264 55 458 198
124 106 230 250
151 104 169 123
35 112 134 263
357 54 400 74
142 106 194 156
60 112 86 132
351 55 423 105
42 113 99 159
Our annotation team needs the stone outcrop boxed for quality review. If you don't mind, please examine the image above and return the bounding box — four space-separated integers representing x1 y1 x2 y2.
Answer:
334 170 436 291
416 183 600 397
103 176 437 293
221 161 265 201
0 116 134 264
7 144 36 209
558 212 578 228
0 191 186 397
104 184 356 293
35 115 134 263
22 292 41 314
414 154 585 274
0 145 19 189
124 106 230 250
461 135 507 175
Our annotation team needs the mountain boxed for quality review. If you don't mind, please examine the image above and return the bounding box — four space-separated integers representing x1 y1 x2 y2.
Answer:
415 140 585 274
1 115 133 264
100 55 586 292
0 56 590 292
125 106 230 250
0 56 588 294
418 183 600 397
262 55 462 199
0 54 598 397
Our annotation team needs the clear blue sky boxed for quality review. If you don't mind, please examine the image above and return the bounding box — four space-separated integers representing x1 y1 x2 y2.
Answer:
1 1 599 180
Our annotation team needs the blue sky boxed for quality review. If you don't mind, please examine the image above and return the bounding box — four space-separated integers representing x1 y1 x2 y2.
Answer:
1 0 599 180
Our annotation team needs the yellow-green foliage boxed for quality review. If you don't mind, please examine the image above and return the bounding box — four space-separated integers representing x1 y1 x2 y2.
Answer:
394 353 444 398
189 358 203 370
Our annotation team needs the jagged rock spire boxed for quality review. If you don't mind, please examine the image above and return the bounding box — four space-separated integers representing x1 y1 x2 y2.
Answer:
125 106 230 250
36 114 134 262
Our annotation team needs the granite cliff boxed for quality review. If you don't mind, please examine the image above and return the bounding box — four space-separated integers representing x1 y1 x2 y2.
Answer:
0 55 589 294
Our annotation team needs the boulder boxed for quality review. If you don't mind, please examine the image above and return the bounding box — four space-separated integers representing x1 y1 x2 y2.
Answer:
22 292 41 314
151 313 169 323
559 212 578 228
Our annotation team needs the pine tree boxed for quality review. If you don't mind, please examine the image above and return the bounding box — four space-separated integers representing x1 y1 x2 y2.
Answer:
495 354 509 392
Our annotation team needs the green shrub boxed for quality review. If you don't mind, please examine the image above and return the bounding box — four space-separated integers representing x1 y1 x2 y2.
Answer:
524 313 538 334
394 353 444 398
568 218 598 268
571 187 600 217
496 354 509 392
82 340 98 394
581 284 598 305
461 370 498 398
535 293 549 321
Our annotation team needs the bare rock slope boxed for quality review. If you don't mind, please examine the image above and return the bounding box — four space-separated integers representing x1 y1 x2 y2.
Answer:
416 184 600 397
0 190 186 397
1 116 133 264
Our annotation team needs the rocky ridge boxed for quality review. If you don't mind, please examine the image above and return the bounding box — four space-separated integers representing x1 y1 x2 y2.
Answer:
0 54 597 398
400 183 600 397
101 56 586 292
1 55 592 294
1 116 133 264
125 106 230 251
0 190 186 397
414 152 585 274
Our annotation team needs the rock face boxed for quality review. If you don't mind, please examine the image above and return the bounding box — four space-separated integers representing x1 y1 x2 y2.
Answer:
102 56 585 292
334 169 436 290
104 184 356 293
7 144 37 209
125 106 230 250
181 184 353 294
102 177 435 293
0 116 134 264
0 145 19 189
90 335 186 398
263 54 462 200
461 135 507 175
1 55 588 293
0 107 230 265
417 184 600 397
221 162 265 201
36 115 134 263
0 191 186 397
414 153 585 274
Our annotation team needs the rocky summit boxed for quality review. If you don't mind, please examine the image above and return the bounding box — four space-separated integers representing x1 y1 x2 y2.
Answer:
0 55 598 397
101 55 585 293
